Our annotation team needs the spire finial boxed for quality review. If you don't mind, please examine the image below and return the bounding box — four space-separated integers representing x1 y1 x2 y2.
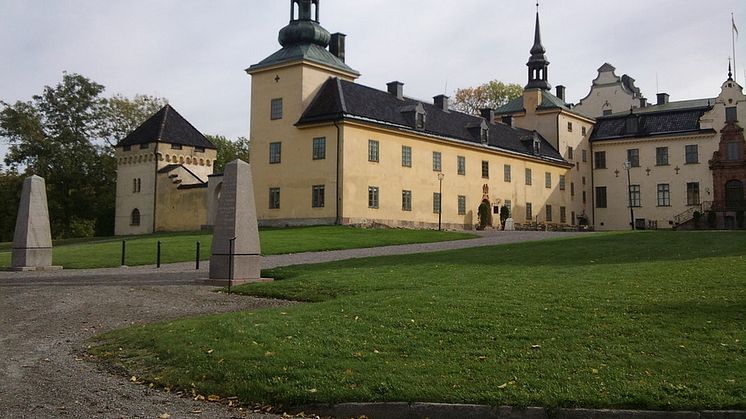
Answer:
728 57 734 81
525 4 551 90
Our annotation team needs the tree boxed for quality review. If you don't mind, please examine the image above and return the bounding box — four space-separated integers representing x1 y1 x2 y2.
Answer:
0 72 167 238
0 168 24 242
452 80 523 115
207 135 251 173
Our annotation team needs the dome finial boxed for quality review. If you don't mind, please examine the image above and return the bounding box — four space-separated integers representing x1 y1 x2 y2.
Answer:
728 57 734 81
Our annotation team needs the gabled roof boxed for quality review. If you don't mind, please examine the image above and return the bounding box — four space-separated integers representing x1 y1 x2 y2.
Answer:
298 78 567 164
117 105 216 149
591 102 714 142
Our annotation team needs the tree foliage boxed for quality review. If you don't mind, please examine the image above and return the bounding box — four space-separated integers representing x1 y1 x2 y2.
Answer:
207 135 251 173
0 168 24 242
0 72 167 239
452 80 523 116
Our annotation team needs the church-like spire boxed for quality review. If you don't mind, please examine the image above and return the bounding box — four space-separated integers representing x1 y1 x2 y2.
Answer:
525 4 551 90
728 58 734 81
279 0 330 48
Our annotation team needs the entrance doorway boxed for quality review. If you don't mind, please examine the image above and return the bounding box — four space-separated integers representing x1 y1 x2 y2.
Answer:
725 180 744 209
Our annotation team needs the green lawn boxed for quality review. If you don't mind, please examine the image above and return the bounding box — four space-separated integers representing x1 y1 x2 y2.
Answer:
0 226 475 269
90 231 746 411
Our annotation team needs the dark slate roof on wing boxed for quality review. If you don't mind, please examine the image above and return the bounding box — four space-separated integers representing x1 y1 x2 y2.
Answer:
117 105 216 149
298 78 566 163
591 101 714 141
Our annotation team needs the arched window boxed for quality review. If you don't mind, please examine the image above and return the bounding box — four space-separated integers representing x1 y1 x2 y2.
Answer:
131 209 141 226
725 180 744 208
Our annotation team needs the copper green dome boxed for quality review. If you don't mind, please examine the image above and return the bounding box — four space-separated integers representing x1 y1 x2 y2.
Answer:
279 20 331 47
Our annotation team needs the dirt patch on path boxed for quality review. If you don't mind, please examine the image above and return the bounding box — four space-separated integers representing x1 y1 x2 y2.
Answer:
0 274 290 418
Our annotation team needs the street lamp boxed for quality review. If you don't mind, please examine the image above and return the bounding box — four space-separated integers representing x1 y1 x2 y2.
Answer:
623 161 635 230
437 172 445 231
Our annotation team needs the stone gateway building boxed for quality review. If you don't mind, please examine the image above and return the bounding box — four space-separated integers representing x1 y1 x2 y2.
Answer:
114 0 745 234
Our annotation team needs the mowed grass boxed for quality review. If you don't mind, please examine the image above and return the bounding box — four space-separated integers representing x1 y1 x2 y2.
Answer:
90 231 746 410
0 226 474 269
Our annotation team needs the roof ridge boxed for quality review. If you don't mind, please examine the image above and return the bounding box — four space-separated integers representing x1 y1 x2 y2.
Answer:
157 105 171 142
336 78 347 114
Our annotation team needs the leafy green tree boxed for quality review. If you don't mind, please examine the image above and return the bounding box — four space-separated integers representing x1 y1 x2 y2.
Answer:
0 72 167 238
207 135 251 173
452 80 523 115
0 168 24 242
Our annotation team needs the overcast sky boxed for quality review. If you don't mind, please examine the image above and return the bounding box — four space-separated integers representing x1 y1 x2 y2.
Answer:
1 0 744 168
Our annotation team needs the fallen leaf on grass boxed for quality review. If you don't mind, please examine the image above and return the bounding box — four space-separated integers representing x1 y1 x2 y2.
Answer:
159 413 171 419
207 394 221 402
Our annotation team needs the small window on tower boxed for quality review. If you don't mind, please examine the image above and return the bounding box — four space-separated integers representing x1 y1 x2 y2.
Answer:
271 98 283 120
726 106 737 123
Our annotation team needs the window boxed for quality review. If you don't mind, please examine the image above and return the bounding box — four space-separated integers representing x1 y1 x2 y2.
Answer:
368 187 379 209
132 178 138 193
402 190 412 211
583 190 587 204
567 122 573 132
402 146 412 167
269 142 282 164
687 182 700 206
368 140 379 162
130 209 140 226
571 182 576 197
629 185 641 207
657 184 670 207
433 192 441 214
546 205 553 222
596 186 607 208
504 164 511 182
416 112 426 130
568 146 574 160
433 152 442 171
312 185 325 208
559 175 566 191
582 149 587 163
480 127 489 143
656 147 669 166
726 106 737 122
594 151 607 169
727 142 741 160
525 202 533 220
269 188 281 209
627 149 640 167
582 176 587 186
481 161 490 179
140 143 150 150
685 145 699 164
582 126 587 136
525 168 532 186
457 156 466 176
313 137 326 160
603 109 613 116
545 172 552 188
458 195 466 215
171 144 182 150
271 98 283 120
560 206 567 223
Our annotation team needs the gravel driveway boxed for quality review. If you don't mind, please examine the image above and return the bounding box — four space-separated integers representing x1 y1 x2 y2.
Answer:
0 231 584 418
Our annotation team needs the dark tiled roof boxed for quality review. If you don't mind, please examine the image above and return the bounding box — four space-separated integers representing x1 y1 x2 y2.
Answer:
248 43 359 76
299 78 567 164
117 105 216 149
591 103 714 141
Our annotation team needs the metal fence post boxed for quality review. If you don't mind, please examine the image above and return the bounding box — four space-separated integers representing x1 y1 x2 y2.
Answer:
156 241 161 268
195 241 201 270
121 240 126 266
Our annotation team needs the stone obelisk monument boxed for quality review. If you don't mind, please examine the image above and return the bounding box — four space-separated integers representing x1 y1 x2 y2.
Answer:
208 159 267 285
11 175 61 271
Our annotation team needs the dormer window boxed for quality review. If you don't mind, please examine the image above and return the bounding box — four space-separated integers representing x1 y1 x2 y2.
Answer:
625 115 639 134
533 132 541 155
416 111 426 130
481 127 489 144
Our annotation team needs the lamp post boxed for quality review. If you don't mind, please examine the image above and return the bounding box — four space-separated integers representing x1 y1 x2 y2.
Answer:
438 172 445 231
623 161 635 230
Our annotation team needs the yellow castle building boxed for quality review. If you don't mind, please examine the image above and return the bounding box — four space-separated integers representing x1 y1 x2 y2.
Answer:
113 0 745 234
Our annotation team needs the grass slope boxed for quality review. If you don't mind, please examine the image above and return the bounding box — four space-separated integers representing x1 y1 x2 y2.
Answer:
0 226 474 269
90 231 746 410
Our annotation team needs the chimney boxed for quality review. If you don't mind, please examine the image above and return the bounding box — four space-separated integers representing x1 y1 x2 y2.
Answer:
656 93 670 105
501 115 513 126
433 95 449 111
480 108 495 123
556 85 566 102
387 81 404 100
329 33 346 62
640 97 648 108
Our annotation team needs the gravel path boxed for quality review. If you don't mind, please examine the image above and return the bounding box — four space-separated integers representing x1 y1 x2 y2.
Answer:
0 231 585 418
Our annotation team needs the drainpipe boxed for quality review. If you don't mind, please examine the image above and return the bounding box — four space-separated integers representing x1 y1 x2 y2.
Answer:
334 121 342 225
589 137 596 228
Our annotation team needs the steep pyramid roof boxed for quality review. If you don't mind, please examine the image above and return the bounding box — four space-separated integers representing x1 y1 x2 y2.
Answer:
117 105 216 149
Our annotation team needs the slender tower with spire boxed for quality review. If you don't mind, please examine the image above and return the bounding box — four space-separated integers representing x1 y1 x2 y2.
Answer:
526 3 551 91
